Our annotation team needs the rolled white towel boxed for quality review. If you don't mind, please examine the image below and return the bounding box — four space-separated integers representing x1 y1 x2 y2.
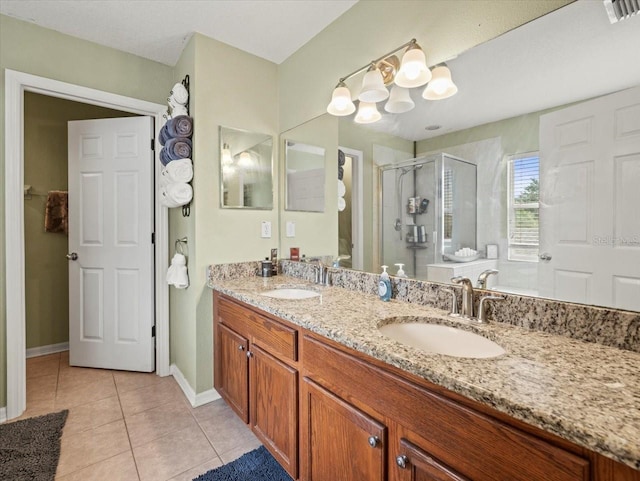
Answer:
166 253 189 289
170 83 189 106
161 158 193 184
169 104 188 119
160 182 193 208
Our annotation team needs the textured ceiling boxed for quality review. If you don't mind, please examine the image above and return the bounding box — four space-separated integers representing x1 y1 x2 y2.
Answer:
0 0 358 65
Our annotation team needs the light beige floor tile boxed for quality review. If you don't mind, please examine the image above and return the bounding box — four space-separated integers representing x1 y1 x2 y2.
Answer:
55 376 118 409
190 397 231 423
63 396 123 435
114 370 165 394
167 456 223 481
55 451 139 481
26 373 58 403
132 424 216 481
60 350 70 366
125 399 197 447
57 419 130 476
26 353 61 379
57 366 115 391
119 378 185 418
218 439 262 464
14 399 57 421
198 410 260 456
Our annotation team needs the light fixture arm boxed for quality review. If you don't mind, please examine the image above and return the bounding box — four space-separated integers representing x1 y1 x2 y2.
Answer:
336 38 417 86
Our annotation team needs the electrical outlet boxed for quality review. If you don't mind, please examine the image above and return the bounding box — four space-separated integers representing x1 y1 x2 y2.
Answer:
286 221 295 238
261 221 272 238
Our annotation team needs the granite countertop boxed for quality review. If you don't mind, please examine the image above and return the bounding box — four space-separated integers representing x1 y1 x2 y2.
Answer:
208 275 640 470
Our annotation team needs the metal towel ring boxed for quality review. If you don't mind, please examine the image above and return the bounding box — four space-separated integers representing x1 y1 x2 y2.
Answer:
175 237 188 255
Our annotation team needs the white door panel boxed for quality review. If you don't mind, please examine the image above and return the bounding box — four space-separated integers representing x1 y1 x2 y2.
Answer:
69 116 154 371
539 86 640 310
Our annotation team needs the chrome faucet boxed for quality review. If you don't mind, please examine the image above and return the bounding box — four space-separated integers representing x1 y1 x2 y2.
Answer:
451 277 474 318
477 269 498 289
312 259 329 286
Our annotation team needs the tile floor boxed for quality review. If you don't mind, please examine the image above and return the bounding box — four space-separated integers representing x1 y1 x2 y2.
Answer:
17 351 261 480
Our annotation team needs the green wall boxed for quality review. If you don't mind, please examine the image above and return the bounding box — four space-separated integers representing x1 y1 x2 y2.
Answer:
24 92 135 350
0 14 173 408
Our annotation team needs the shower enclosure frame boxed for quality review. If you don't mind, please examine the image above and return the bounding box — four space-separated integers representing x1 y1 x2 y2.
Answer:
379 153 477 279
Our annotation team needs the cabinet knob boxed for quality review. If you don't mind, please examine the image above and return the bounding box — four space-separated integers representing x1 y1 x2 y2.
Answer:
396 455 409 469
246 351 253 358
238 345 245 351
367 436 380 448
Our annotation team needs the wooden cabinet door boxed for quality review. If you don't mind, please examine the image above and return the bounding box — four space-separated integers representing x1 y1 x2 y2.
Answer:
217 324 249 423
303 378 386 481
250 344 298 478
395 438 470 481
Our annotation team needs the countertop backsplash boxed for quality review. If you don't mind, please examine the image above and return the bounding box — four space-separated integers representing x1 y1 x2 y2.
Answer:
207 259 640 353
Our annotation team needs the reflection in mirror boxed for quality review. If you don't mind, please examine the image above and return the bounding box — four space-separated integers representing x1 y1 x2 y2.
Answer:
285 141 326 212
295 1 638 311
220 126 273 209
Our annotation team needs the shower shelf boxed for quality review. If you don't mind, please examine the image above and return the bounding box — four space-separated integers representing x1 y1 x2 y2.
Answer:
406 245 428 249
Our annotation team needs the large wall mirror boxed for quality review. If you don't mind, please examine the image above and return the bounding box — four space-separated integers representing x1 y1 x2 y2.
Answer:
285 140 326 212
220 126 273 209
279 1 640 312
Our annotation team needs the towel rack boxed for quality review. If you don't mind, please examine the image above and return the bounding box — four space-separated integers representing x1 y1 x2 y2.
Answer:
175 237 188 255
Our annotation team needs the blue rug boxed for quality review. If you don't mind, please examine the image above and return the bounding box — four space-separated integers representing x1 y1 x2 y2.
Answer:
193 446 293 481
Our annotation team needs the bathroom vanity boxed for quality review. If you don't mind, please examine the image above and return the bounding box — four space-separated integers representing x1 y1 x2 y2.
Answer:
210 273 639 481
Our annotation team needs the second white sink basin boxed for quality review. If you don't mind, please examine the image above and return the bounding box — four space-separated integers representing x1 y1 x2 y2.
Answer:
260 288 320 300
379 321 505 359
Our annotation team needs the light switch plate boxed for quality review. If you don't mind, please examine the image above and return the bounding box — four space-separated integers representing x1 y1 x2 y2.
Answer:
261 221 272 238
286 221 295 238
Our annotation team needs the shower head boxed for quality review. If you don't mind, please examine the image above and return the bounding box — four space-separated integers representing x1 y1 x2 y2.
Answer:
399 164 423 175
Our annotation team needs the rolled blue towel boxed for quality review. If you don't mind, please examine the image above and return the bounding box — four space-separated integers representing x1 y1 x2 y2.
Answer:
166 115 193 138
159 125 171 146
165 137 192 161
160 147 172 166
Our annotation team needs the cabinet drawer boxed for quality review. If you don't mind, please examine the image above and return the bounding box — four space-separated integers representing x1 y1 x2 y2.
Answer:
218 297 297 362
303 335 589 481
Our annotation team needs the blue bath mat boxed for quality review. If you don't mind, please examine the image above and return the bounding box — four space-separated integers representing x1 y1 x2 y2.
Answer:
193 446 293 481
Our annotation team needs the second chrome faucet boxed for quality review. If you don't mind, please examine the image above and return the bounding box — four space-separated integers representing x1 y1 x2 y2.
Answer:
450 276 504 322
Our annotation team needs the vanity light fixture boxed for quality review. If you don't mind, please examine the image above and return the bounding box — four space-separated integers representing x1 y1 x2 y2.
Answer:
221 143 233 166
326 38 458 124
238 151 253 168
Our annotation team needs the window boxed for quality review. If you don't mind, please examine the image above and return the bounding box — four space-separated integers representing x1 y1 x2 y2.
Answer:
507 153 539 262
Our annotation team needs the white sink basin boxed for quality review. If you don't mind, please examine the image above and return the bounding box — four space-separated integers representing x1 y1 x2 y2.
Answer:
260 288 320 300
378 321 505 359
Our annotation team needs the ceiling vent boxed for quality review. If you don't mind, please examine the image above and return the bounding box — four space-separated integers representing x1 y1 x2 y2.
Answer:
604 0 639 23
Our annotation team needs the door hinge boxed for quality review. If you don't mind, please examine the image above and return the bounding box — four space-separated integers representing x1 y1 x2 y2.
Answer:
151 232 155 244
151 325 156 337
151 139 155 151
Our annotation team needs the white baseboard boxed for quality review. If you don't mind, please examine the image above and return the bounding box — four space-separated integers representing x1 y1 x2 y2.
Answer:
26 342 69 359
0 407 7 423
170 363 220 408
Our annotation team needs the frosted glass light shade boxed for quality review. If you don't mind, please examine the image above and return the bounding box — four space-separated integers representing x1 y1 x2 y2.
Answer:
238 151 252 168
423 65 458 100
327 85 356 116
395 47 431 88
354 102 381 124
385 85 415 114
358 68 389 103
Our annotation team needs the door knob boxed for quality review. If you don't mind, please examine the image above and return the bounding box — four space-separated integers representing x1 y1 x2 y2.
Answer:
66 252 78 261
539 253 552 261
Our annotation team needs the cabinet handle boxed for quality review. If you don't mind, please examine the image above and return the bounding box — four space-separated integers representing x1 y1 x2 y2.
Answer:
238 345 245 351
396 455 408 469
246 351 253 358
367 436 380 448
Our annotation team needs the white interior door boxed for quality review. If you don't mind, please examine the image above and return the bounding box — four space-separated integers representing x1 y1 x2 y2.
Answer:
68 116 155 371
538 86 640 310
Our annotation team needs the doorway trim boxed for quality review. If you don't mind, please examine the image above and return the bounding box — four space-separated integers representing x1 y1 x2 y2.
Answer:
4 69 169 419
339 147 364 270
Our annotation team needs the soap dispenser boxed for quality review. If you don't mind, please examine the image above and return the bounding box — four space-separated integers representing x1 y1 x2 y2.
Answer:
379 265 392 302
394 263 407 278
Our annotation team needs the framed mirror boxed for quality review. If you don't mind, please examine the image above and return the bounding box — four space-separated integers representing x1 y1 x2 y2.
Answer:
285 140 326 212
219 126 273 209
